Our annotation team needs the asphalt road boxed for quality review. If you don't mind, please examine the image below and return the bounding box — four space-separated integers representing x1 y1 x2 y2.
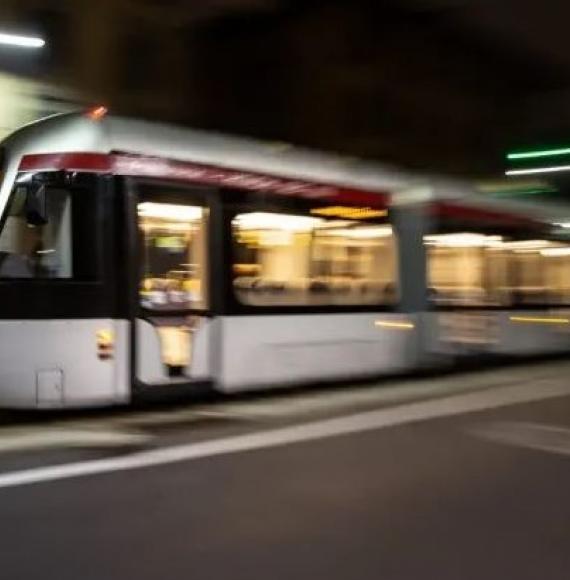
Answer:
1 366 570 579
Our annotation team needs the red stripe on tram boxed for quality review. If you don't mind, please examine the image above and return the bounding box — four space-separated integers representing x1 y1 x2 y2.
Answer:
18 152 390 206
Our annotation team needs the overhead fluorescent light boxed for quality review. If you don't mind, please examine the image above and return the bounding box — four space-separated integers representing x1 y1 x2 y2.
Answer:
0 32 45 48
506 165 570 176
507 147 570 160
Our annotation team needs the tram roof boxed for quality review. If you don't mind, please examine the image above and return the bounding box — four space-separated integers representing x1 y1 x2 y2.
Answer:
4 111 426 196
7 110 569 227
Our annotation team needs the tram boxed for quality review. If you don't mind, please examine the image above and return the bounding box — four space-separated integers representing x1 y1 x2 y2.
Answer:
0 108 569 408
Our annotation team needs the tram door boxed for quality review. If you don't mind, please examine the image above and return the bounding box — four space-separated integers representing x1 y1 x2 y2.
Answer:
130 180 213 388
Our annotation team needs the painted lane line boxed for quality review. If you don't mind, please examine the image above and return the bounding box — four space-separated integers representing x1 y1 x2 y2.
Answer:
469 421 570 457
0 378 569 490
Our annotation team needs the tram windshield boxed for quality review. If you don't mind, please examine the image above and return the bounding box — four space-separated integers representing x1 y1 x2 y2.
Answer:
0 182 73 279
0 171 100 281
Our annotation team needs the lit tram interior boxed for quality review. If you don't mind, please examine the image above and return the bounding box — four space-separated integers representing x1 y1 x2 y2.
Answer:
138 201 208 312
232 211 397 307
426 230 570 307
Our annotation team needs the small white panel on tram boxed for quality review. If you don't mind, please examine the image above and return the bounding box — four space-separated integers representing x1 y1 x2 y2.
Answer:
36 369 64 407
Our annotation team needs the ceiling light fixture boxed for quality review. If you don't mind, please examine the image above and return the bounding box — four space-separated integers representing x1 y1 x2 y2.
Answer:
0 32 45 48
506 165 570 176
507 147 570 160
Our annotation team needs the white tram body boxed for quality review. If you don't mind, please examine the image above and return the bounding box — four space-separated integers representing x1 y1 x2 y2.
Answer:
0 110 568 408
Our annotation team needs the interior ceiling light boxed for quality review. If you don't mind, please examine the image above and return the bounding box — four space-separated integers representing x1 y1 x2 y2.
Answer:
138 202 203 221
541 247 570 257
500 240 550 249
233 212 322 232
424 233 502 247
320 226 392 239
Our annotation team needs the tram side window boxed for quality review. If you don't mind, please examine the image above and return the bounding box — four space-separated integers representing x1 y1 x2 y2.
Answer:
426 233 570 306
0 185 73 279
232 211 398 306
138 201 208 311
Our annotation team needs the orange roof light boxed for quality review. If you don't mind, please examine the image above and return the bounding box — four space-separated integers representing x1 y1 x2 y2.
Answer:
86 105 108 121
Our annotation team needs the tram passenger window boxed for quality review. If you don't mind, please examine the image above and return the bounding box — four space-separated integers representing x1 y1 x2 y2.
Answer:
232 212 398 306
138 201 208 311
0 186 73 279
426 233 570 306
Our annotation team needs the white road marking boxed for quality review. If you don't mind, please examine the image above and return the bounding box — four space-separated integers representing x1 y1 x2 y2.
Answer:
469 421 570 457
0 428 150 453
0 376 568 490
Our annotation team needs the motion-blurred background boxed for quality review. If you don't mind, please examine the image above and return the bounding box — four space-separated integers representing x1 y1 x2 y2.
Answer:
1 0 570 177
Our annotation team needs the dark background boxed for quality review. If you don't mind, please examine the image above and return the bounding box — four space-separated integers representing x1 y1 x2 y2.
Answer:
3 0 570 177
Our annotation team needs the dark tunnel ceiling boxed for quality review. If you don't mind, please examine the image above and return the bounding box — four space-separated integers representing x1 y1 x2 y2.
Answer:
175 0 570 177
25 0 570 177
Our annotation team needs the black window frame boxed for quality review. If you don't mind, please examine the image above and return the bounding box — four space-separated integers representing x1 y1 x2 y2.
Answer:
129 178 221 318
